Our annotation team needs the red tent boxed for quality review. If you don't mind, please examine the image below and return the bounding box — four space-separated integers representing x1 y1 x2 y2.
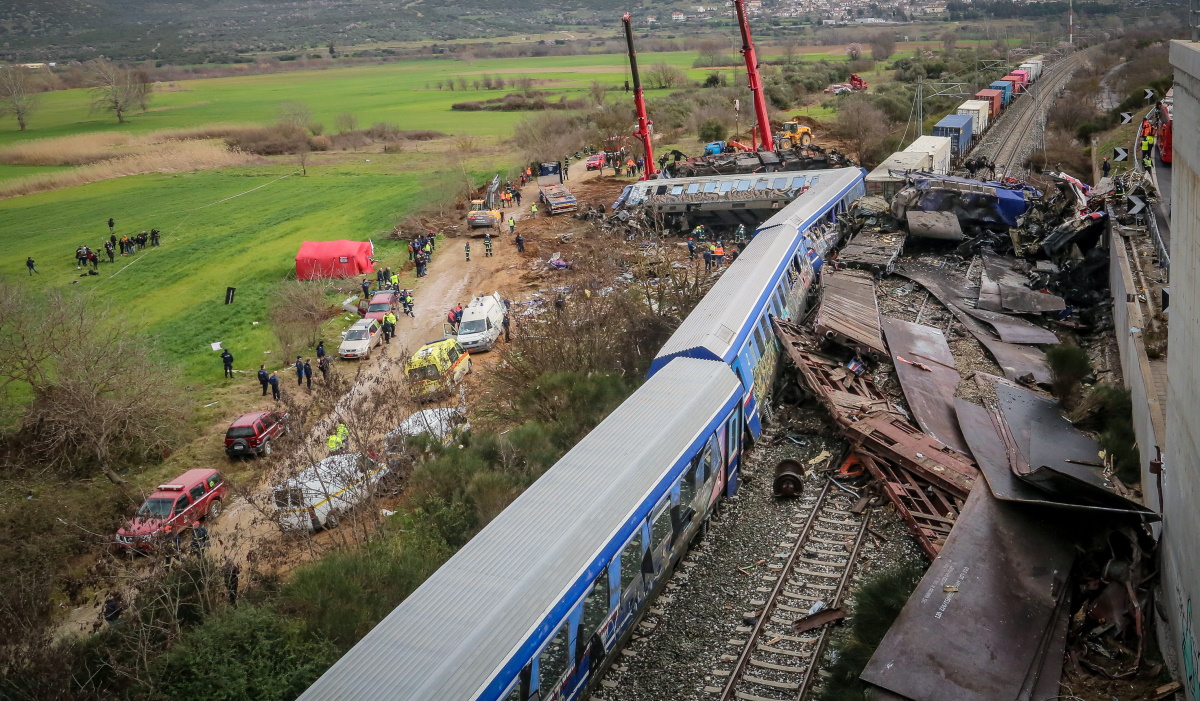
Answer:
295 240 375 280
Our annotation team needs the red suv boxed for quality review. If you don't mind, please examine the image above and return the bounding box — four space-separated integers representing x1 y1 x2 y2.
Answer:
364 291 398 321
224 411 288 458
115 469 227 551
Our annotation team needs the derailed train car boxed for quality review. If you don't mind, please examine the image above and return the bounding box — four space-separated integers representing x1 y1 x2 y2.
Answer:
297 166 868 701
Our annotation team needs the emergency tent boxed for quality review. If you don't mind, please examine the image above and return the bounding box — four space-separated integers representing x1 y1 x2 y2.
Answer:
295 240 375 280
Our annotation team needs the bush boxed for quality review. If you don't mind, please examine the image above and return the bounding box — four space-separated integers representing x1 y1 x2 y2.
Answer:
698 118 728 143
1091 386 1140 484
154 604 340 701
224 124 309 155
308 134 331 151
1046 343 1093 410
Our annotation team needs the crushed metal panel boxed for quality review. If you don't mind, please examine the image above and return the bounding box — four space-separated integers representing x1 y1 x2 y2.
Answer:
905 210 964 241
1000 285 1067 313
860 484 1077 701
839 229 907 275
814 269 887 360
959 307 1059 344
880 317 971 456
955 398 1158 519
848 412 977 498
774 318 891 424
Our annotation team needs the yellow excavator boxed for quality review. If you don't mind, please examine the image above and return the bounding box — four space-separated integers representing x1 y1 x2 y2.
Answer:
776 118 813 149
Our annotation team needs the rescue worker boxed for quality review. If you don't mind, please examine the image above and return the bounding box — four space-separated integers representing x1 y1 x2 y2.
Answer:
1143 155 1153 171
221 349 234 378
513 189 522 206
464 241 471 262
508 216 516 235
502 313 511 343
402 290 415 318
257 364 269 396
515 233 525 253
390 271 400 290
693 224 707 241
1141 135 1151 161
327 423 349 452
687 238 696 259
713 242 725 267
484 233 493 257
447 308 459 332
382 311 397 344
703 247 713 271
1102 157 1110 178
190 521 209 554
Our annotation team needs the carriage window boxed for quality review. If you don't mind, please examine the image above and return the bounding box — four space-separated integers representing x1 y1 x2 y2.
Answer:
809 175 820 187
651 500 672 550
736 180 752 191
753 322 767 353
754 180 769 191
578 568 610 659
720 180 735 192
687 183 700 194
539 623 570 692
680 458 699 506
671 185 684 195
656 185 668 195
791 176 806 190
620 529 643 588
703 181 718 193
773 177 788 189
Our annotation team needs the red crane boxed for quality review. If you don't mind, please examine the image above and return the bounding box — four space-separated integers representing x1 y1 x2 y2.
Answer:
733 0 773 151
622 13 657 180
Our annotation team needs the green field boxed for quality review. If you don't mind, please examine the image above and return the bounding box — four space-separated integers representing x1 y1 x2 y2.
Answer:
0 155 487 382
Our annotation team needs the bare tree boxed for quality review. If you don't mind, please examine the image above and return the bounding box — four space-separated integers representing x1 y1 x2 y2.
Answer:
334 111 358 133
941 30 958 53
85 58 151 124
846 43 864 60
782 40 798 64
277 100 313 128
870 32 896 61
0 64 40 131
831 95 892 167
588 80 610 107
269 280 333 356
0 283 190 482
644 63 688 89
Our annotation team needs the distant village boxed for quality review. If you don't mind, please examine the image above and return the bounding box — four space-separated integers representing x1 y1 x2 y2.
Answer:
646 0 949 26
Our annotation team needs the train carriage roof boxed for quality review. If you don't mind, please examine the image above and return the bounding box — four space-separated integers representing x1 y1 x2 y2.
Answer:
299 358 742 701
651 167 864 372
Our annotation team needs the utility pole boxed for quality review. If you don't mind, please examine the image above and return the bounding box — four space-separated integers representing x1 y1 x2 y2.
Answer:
1069 0 1074 46
916 76 924 138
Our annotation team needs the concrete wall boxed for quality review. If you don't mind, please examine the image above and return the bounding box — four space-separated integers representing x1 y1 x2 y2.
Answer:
1165 40 1200 699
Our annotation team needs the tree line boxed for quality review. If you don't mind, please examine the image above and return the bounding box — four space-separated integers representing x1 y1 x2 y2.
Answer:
0 58 152 132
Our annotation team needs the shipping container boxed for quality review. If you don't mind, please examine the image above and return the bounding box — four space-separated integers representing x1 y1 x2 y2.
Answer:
957 100 990 134
903 135 953 175
865 151 933 199
975 89 1003 117
1003 73 1026 94
1028 54 1046 67
1019 62 1040 81
932 114 974 157
1012 70 1031 88
989 81 1013 104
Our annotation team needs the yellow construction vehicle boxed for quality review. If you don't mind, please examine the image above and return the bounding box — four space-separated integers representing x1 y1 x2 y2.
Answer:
776 119 814 149
467 200 502 228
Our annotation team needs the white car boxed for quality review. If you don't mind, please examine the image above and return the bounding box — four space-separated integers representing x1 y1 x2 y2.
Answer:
386 408 470 455
339 318 382 359
271 454 388 531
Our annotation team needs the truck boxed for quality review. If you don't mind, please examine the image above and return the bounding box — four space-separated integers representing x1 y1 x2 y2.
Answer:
537 162 578 215
443 292 506 352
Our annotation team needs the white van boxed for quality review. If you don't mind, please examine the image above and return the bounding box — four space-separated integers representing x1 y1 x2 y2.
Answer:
446 292 506 352
271 454 389 531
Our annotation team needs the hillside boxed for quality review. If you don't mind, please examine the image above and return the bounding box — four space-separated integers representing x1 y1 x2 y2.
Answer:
0 0 643 62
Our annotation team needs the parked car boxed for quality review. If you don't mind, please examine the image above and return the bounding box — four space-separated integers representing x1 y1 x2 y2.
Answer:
386 408 470 457
224 411 288 459
405 339 472 400
444 292 506 352
363 290 399 321
339 318 382 359
115 469 227 551
585 153 605 171
271 454 389 531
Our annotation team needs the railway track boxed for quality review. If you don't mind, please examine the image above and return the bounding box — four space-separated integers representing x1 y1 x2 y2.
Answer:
970 50 1089 179
709 480 870 701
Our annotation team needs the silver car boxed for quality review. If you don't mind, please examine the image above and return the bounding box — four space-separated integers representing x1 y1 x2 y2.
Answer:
338 318 382 360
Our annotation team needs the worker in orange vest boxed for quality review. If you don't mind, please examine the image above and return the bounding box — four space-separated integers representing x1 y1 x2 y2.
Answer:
713 242 726 267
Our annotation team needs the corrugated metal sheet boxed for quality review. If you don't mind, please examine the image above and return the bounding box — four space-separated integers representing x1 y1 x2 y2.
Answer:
298 358 741 701
653 168 863 369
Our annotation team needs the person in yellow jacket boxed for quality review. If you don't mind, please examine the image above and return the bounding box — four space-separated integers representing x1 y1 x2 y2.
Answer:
327 423 349 452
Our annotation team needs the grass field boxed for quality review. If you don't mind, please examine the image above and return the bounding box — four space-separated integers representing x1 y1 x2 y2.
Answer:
0 153 490 383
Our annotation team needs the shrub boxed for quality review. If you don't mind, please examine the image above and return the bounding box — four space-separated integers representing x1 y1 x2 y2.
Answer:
1046 343 1093 410
153 605 340 701
698 118 728 143
224 123 309 155
1091 386 1140 484
308 134 331 151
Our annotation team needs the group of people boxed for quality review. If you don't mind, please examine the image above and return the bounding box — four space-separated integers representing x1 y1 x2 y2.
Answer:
57 222 161 276
464 233 497 261
497 183 523 208
1139 118 1158 171
406 232 437 278
689 237 736 271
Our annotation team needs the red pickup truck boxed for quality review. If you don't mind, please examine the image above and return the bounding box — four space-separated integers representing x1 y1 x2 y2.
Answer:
115 469 228 551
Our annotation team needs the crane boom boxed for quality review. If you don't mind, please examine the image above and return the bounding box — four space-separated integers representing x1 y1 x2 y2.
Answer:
622 13 657 180
733 0 773 151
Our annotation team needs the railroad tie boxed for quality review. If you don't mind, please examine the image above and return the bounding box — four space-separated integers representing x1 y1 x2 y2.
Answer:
741 674 800 690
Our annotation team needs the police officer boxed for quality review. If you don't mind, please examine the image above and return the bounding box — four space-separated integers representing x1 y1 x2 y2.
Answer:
303 359 313 389
268 371 280 400
221 349 234 378
294 356 304 387
316 340 325 361
257 364 269 396
361 278 371 298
